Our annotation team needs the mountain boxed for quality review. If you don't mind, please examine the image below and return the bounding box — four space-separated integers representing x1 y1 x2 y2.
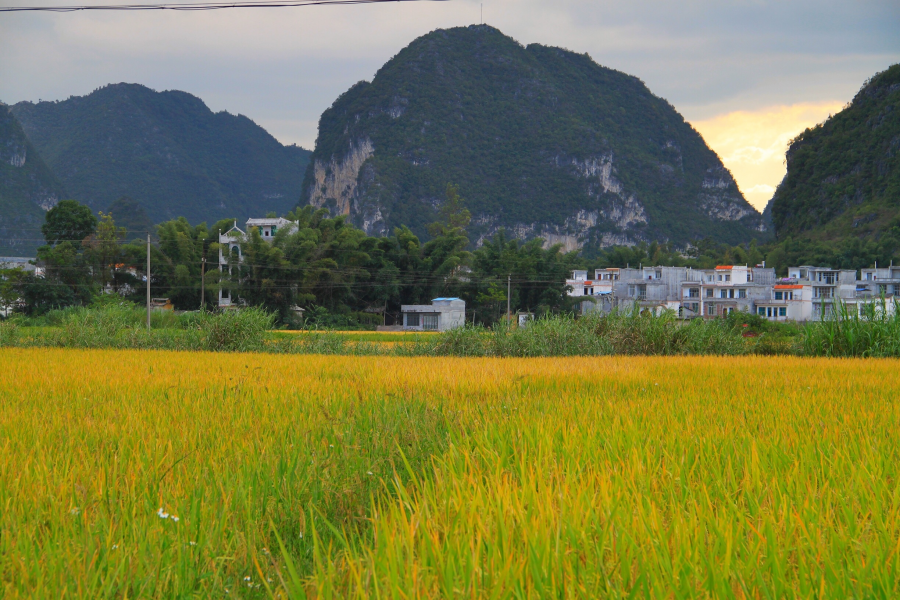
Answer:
0 105 67 256
771 64 900 242
300 25 768 252
10 83 311 228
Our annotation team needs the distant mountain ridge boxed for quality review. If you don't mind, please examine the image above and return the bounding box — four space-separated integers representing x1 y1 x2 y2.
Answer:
0 106 67 255
301 25 768 251
10 83 311 230
771 64 900 242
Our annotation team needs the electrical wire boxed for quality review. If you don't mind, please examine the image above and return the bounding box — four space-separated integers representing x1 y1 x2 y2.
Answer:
0 0 447 12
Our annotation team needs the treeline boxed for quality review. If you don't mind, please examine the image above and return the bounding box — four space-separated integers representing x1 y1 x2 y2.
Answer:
3 187 583 326
5 185 898 326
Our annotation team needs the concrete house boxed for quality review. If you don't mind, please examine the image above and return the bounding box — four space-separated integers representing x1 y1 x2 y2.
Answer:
217 218 298 308
682 265 776 319
401 298 466 331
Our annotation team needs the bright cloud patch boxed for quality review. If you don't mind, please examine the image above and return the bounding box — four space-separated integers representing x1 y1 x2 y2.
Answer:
691 102 844 211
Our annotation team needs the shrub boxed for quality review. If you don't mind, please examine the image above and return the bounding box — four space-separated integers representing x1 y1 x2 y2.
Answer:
196 308 275 352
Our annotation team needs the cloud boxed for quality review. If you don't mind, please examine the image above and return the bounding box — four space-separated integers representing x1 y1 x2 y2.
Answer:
0 0 897 151
691 102 845 211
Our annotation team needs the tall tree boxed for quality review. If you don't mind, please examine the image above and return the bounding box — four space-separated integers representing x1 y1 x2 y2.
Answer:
41 200 98 247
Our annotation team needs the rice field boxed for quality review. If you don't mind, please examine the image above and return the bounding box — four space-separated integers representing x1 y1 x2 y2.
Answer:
1 348 899 598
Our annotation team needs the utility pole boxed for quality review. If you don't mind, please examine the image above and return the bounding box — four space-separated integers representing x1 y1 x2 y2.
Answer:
146 234 151 331
507 274 511 324
201 256 206 311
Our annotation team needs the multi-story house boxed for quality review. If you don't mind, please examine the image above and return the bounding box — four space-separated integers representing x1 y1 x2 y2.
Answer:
566 268 631 313
613 266 690 315
781 266 857 321
217 217 296 308
680 265 775 319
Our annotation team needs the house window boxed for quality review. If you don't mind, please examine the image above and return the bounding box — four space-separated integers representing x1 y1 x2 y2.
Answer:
707 304 717 316
706 288 714 298
406 313 420 327
757 307 765 316
655 270 662 279
725 274 731 282
747 272 754 282
718 275 723 282
893 284 900 296
689 288 699 298
628 285 635 297
815 287 833 299
879 285 888 295
271 225 277 235
264 229 270 237
423 314 439 330
779 307 787 317
775 291 783 300
738 289 746 299
638 285 647 300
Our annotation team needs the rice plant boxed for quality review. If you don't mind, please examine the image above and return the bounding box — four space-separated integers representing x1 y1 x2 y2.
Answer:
1 349 898 598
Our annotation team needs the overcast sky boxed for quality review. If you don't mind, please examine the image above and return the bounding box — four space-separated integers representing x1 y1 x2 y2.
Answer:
1 0 898 209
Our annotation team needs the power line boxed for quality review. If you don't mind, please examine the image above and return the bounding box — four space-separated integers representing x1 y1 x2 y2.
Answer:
0 0 447 12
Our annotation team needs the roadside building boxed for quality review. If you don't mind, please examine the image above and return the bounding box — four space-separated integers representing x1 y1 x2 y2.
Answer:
401 298 466 331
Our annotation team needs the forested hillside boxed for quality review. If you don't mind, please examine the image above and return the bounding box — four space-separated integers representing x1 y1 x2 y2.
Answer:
0 106 67 255
771 64 900 242
302 25 768 252
11 84 311 227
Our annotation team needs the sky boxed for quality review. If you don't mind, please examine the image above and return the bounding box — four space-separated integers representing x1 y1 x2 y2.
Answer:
1 0 898 211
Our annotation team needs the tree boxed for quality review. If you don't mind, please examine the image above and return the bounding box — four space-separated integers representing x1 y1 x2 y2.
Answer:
83 212 126 292
0 268 27 316
106 196 154 239
41 200 98 247
422 184 472 299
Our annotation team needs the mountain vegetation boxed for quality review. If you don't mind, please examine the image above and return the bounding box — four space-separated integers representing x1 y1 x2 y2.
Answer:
10 83 311 229
771 64 900 241
765 63 900 269
0 106 67 255
301 25 768 252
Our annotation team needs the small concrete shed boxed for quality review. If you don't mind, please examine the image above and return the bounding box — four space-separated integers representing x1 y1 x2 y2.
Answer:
401 298 466 331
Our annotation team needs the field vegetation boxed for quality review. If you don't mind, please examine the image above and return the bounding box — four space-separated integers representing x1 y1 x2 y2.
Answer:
0 349 898 598
4 300 899 358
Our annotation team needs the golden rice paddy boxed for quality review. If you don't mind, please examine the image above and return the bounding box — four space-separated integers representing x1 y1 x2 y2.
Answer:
1 348 898 598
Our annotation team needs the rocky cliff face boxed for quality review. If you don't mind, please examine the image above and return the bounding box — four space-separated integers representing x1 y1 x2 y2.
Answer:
301 26 768 251
0 107 66 255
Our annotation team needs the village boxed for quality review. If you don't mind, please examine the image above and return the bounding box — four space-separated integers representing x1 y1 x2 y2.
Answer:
566 264 900 323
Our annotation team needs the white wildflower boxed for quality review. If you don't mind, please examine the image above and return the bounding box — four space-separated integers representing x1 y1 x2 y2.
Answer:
157 507 169 519
69 507 80 515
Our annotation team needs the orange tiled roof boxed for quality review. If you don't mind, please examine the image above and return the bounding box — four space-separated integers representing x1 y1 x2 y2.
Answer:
774 285 804 290
715 265 733 270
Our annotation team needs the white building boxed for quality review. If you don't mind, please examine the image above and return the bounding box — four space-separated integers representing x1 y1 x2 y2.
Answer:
217 218 298 308
401 298 466 331
563 262 899 323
